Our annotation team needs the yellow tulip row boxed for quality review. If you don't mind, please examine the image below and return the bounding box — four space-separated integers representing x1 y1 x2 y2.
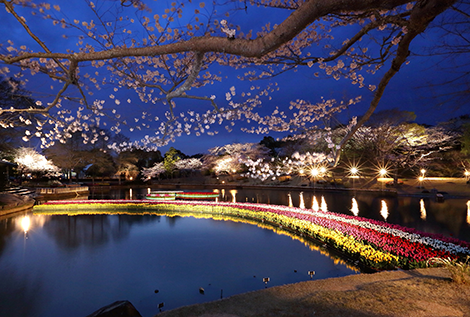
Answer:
34 201 400 269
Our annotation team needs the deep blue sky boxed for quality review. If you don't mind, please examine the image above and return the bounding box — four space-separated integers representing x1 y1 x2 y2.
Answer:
1 1 468 155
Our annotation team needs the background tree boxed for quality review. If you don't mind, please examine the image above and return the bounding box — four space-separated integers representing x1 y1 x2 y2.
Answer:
207 142 271 175
174 158 203 177
141 162 165 181
163 147 185 177
460 122 470 172
43 132 90 182
84 149 116 182
13 147 59 182
114 150 139 183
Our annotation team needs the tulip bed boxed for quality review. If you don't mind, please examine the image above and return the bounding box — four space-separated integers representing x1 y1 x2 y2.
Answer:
175 192 219 200
145 191 219 200
33 200 470 270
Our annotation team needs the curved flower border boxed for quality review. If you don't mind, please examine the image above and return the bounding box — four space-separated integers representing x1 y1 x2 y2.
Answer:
33 200 470 270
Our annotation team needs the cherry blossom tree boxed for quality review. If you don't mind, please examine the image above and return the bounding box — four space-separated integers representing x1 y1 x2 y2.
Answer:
207 142 270 174
242 151 330 182
14 147 60 180
174 158 202 172
0 0 459 165
141 162 165 181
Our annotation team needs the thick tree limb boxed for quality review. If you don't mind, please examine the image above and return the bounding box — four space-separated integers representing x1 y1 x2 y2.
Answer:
2 0 414 65
333 0 458 166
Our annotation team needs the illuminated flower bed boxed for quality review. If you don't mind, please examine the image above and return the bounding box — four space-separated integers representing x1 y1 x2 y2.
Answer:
145 191 181 200
33 200 470 270
145 191 218 200
175 192 219 200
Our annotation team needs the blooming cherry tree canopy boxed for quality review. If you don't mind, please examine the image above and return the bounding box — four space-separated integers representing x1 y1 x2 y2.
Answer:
0 0 459 158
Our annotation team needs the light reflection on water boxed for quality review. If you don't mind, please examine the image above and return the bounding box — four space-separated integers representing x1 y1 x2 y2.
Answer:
380 200 389 221
467 200 470 225
351 198 359 217
299 192 305 209
88 187 470 242
0 213 357 317
420 199 427 220
312 196 319 211
321 196 328 212
1 187 469 316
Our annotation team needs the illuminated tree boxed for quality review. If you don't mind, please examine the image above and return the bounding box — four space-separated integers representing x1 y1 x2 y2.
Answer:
163 147 185 176
142 162 165 181
13 147 59 181
114 150 139 182
0 0 460 166
207 142 270 174
174 158 202 172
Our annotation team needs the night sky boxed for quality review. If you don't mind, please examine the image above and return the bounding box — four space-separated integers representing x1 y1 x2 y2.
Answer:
1 1 468 155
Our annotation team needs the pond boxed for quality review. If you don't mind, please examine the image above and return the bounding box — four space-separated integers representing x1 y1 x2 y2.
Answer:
1 186 469 317
0 211 356 317
91 186 470 242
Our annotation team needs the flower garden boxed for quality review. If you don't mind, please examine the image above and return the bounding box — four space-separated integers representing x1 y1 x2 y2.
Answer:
33 200 470 271
145 191 219 200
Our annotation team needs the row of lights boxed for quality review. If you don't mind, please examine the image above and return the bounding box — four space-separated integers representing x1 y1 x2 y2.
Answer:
304 166 389 179
309 166 470 180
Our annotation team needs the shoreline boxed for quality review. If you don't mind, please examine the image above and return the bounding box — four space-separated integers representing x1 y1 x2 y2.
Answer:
139 176 470 199
154 267 470 317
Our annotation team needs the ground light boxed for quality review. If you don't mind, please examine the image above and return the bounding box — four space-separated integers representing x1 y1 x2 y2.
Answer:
350 167 359 190
378 168 388 190
309 166 320 193
418 176 425 189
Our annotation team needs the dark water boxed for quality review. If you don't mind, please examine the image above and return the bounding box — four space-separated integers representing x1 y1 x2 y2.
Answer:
0 212 356 317
1 187 468 317
91 186 470 242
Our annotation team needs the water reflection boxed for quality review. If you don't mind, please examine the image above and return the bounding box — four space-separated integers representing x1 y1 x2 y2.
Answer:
321 196 327 212
299 192 305 209
380 200 388 221
21 215 31 233
229 189 237 203
81 186 470 241
312 196 319 211
0 213 356 317
467 200 470 225
350 198 359 217
420 199 426 220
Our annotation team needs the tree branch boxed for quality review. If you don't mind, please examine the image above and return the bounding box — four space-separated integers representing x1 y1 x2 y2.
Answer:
333 0 458 166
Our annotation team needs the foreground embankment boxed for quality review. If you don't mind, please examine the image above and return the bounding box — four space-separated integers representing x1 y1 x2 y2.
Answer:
155 267 470 317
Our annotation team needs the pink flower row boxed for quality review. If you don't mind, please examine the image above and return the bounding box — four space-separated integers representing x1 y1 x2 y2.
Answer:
41 199 468 263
